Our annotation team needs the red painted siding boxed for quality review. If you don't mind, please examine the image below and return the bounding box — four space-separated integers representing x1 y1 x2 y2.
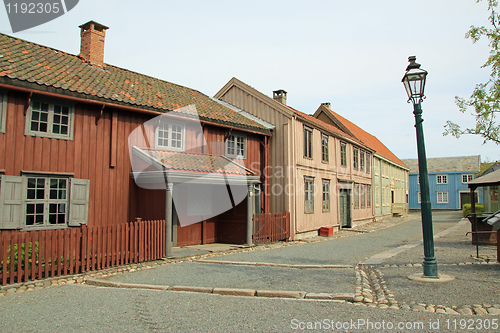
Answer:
0 90 266 232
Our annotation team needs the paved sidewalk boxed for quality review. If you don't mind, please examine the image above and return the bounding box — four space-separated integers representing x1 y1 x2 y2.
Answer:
87 212 500 316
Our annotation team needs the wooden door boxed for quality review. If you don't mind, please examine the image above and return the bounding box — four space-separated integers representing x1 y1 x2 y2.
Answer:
176 217 217 246
340 189 351 228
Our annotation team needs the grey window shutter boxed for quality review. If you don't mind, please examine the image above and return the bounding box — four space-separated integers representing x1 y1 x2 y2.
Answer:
0 175 24 229
69 178 90 226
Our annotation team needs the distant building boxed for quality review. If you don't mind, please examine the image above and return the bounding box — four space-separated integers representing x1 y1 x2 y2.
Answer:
402 156 481 210
313 103 409 220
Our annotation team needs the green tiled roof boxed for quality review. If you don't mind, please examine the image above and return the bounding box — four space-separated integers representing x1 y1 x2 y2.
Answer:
0 33 269 133
145 149 249 176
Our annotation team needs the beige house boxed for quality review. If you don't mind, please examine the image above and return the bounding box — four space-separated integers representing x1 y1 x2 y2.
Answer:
314 104 409 220
215 78 374 239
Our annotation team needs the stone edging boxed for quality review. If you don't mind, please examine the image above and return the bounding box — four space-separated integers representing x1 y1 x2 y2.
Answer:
196 259 353 269
85 278 353 301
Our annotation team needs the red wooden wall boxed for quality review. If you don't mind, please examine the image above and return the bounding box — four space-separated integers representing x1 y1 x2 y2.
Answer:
0 90 266 229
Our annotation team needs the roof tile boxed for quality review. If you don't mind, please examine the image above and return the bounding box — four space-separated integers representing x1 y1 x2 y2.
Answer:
0 33 269 133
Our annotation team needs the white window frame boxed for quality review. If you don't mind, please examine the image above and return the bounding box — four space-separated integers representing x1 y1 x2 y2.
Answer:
436 174 448 184
304 126 313 159
25 98 75 140
360 151 365 172
366 185 371 208
437 191 449 204
340 142 347 167
462 174 474 184
304 177 314 213
155 121 185 151
322 179 330 212
360 184 366 209
366 153 371 174
25 176 69 228
354 183 360 209
225 132 247 159
0 90 7 133
321 133 329 163
353 148 359 169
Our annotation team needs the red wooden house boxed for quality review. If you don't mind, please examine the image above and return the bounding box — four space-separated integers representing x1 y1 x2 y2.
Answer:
0 20 273 255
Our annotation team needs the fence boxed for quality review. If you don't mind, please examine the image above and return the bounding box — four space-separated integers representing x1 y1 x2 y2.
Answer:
253 211 290 244
0 219 165 286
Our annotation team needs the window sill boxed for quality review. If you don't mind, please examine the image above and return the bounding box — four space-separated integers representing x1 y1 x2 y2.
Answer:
21 224 69 231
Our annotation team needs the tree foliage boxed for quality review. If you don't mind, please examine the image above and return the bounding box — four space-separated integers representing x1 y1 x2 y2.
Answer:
444 0 500 144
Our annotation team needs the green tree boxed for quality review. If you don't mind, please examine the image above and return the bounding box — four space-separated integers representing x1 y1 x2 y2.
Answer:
444 0 500 144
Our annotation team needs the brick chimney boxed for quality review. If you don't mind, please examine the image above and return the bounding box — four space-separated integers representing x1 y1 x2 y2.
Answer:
321 102 331 109
273 90 287 105
79 20 109 68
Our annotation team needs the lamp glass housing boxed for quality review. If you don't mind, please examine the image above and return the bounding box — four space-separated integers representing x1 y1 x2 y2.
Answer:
402 57 428 103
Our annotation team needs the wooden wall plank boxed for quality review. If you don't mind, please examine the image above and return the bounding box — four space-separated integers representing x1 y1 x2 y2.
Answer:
110 110 118 168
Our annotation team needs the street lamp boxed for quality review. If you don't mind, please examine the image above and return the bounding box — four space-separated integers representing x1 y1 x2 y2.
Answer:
402 56 438 278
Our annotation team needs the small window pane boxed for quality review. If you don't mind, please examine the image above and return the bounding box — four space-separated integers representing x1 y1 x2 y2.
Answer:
26 215 34 225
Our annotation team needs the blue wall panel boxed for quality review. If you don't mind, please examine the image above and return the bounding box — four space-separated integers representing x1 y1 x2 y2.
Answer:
408 171 478 210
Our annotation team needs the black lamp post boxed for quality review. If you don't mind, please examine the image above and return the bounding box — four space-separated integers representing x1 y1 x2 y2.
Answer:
402 56 438 278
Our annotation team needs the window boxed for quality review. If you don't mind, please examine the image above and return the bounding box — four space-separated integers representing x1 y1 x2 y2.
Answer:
353 148 359 169
418 191 421 203
225 132 247 159
360 151 365 172
0 175 90 230
462 174 474 183
322 179 330 212
354 183 360 209
25 99 74 140
340 142 347 167
304 126 313 158
366 153 371 174
304 177 314 213
26 177 68 226
0 90 6 133
360 184 366 209
367 185 371 208
437 191 448 204
417 175 420 184
156 122 185 151
375 185 380 207
321 134 329 163
436 174 448 184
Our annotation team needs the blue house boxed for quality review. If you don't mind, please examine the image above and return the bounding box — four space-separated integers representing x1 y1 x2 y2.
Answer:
401 156 481 210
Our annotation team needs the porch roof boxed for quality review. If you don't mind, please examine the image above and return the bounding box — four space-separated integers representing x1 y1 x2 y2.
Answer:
131 147 261 187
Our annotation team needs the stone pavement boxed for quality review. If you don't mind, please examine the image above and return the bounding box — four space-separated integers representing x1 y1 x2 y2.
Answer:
2 212 499 317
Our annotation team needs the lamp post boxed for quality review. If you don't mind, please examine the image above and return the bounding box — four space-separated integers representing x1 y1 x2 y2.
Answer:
402 56 438 278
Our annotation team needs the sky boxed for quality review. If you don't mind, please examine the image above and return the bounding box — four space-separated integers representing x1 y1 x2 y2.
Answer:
1 0 499 162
